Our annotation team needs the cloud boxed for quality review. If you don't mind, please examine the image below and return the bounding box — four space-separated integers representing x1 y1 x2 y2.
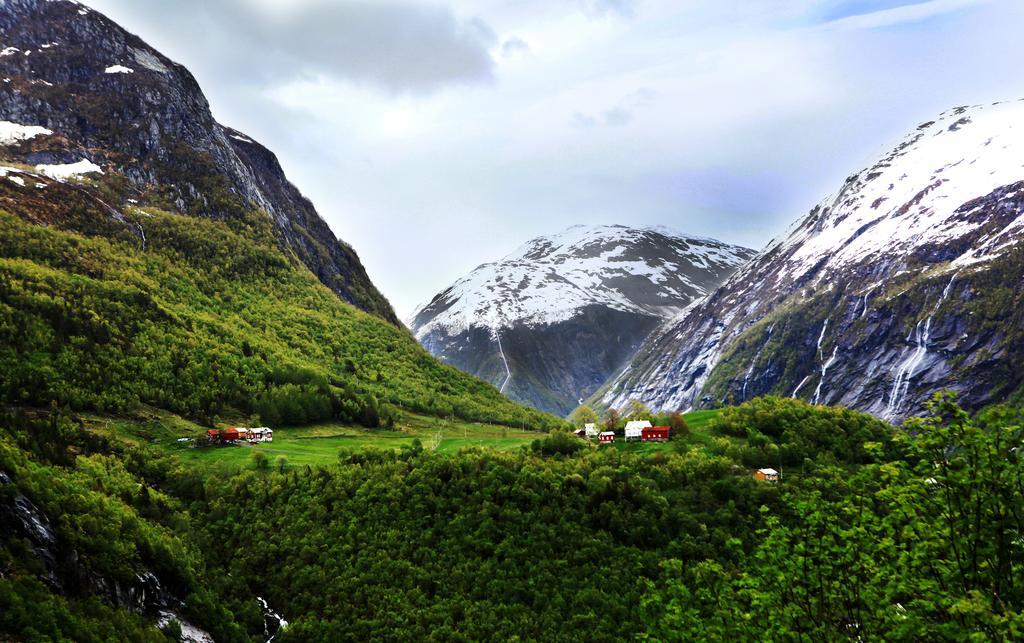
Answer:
819 0 992 30
501 36 530 58
603 107 632 126
581 0 636 19
81 0 1024 320
571 112 597 128
629 87 657 108
86 0 498 94
572 89 650 129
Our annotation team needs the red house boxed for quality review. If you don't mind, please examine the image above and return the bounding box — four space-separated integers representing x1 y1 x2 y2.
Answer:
641 426 670 442
598 431 615 444
206 429 220 443
221 427 240 442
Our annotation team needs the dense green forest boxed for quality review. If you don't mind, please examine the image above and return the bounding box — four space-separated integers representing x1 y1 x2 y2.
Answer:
0 208 560 432
4 395 1022 640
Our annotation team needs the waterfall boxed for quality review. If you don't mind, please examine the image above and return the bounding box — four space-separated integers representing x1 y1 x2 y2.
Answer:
861 287 875 318
816 319 829 355
798 318 837 404
741 324 774 401
791 375 811 398
812 345 838 405
885 272 959 417
495 332 512 394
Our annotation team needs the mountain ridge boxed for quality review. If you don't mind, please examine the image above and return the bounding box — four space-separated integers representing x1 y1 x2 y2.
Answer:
598 100 1024 420
0 0 398 323
411 224 754 414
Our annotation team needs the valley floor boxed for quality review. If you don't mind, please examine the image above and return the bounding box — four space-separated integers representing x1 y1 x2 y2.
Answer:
77 407 726 473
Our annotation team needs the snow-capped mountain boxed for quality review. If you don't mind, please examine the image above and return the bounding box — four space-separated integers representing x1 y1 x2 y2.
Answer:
410 225 755 415
600 100 1024 421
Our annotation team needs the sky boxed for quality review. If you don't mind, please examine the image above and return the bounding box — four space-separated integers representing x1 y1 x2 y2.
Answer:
82 0 1024 320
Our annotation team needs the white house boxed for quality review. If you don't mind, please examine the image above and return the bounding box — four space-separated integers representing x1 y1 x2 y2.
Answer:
755 468 779 482
624 420 651 441
584 423 599 438
247 427 274 443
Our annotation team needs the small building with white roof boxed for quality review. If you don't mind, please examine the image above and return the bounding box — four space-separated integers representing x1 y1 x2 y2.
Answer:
624 420 651 441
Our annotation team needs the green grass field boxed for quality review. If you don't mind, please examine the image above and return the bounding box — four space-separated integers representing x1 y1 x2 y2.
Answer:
81 407 727 474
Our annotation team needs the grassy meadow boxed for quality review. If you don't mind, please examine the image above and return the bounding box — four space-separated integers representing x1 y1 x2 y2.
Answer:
80 406 726 473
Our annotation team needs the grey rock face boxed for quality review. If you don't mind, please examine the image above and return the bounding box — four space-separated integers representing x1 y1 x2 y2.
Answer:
601 102 1024 422
1 468 185 616
411 225 755 415
0 0 397 322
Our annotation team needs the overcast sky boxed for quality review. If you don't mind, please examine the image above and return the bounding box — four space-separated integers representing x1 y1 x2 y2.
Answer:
83 0 1024 319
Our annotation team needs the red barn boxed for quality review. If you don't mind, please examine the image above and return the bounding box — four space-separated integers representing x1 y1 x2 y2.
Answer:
206 429 220 443
221 427 240 442
598 431 615 444
641 426 670 442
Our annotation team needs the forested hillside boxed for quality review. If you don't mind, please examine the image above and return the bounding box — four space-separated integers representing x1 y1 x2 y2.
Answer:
0 207 559 432
4 396 1022 640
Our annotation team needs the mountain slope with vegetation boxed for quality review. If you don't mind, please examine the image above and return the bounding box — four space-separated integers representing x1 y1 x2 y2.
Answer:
1 2 1023 642
601 101 1024 421
0 205 559 431
0 0 397 323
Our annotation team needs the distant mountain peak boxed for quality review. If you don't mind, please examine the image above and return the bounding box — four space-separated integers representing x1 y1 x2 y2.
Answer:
410 223 754 415
410 224 754 336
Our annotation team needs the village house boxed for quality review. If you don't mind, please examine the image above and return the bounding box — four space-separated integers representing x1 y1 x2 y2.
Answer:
754 468 779 482
598 431 615 444
205 426 274 445
624 420 651 441
641 426 670 442
247 427 273 443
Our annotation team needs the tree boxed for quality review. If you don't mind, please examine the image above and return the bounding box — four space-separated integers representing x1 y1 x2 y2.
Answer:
251 450 269 470
667 411 690 437
603 408 621 432
625 399 652 421
570 404 599 427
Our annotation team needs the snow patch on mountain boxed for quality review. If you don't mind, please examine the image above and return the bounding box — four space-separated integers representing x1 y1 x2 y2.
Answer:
0 120 51 145
599 99 1024 417
775 100 1024 284
410 224 753 337
35 159 102 180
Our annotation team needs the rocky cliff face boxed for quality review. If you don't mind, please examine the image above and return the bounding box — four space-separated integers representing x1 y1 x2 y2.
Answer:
0 0 397 323
600 101 1024 421
411 225 754 415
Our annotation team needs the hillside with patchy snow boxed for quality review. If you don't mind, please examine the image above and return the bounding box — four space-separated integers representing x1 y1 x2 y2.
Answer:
599 100 1024 421
410 225 754 414
0 0 396 323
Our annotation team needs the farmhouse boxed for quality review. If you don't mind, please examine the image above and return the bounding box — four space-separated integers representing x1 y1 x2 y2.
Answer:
641 426 670 442
624 420 651 441
248 427 273 443
221 427 241 442
754 468 779 482
598 431 615 444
